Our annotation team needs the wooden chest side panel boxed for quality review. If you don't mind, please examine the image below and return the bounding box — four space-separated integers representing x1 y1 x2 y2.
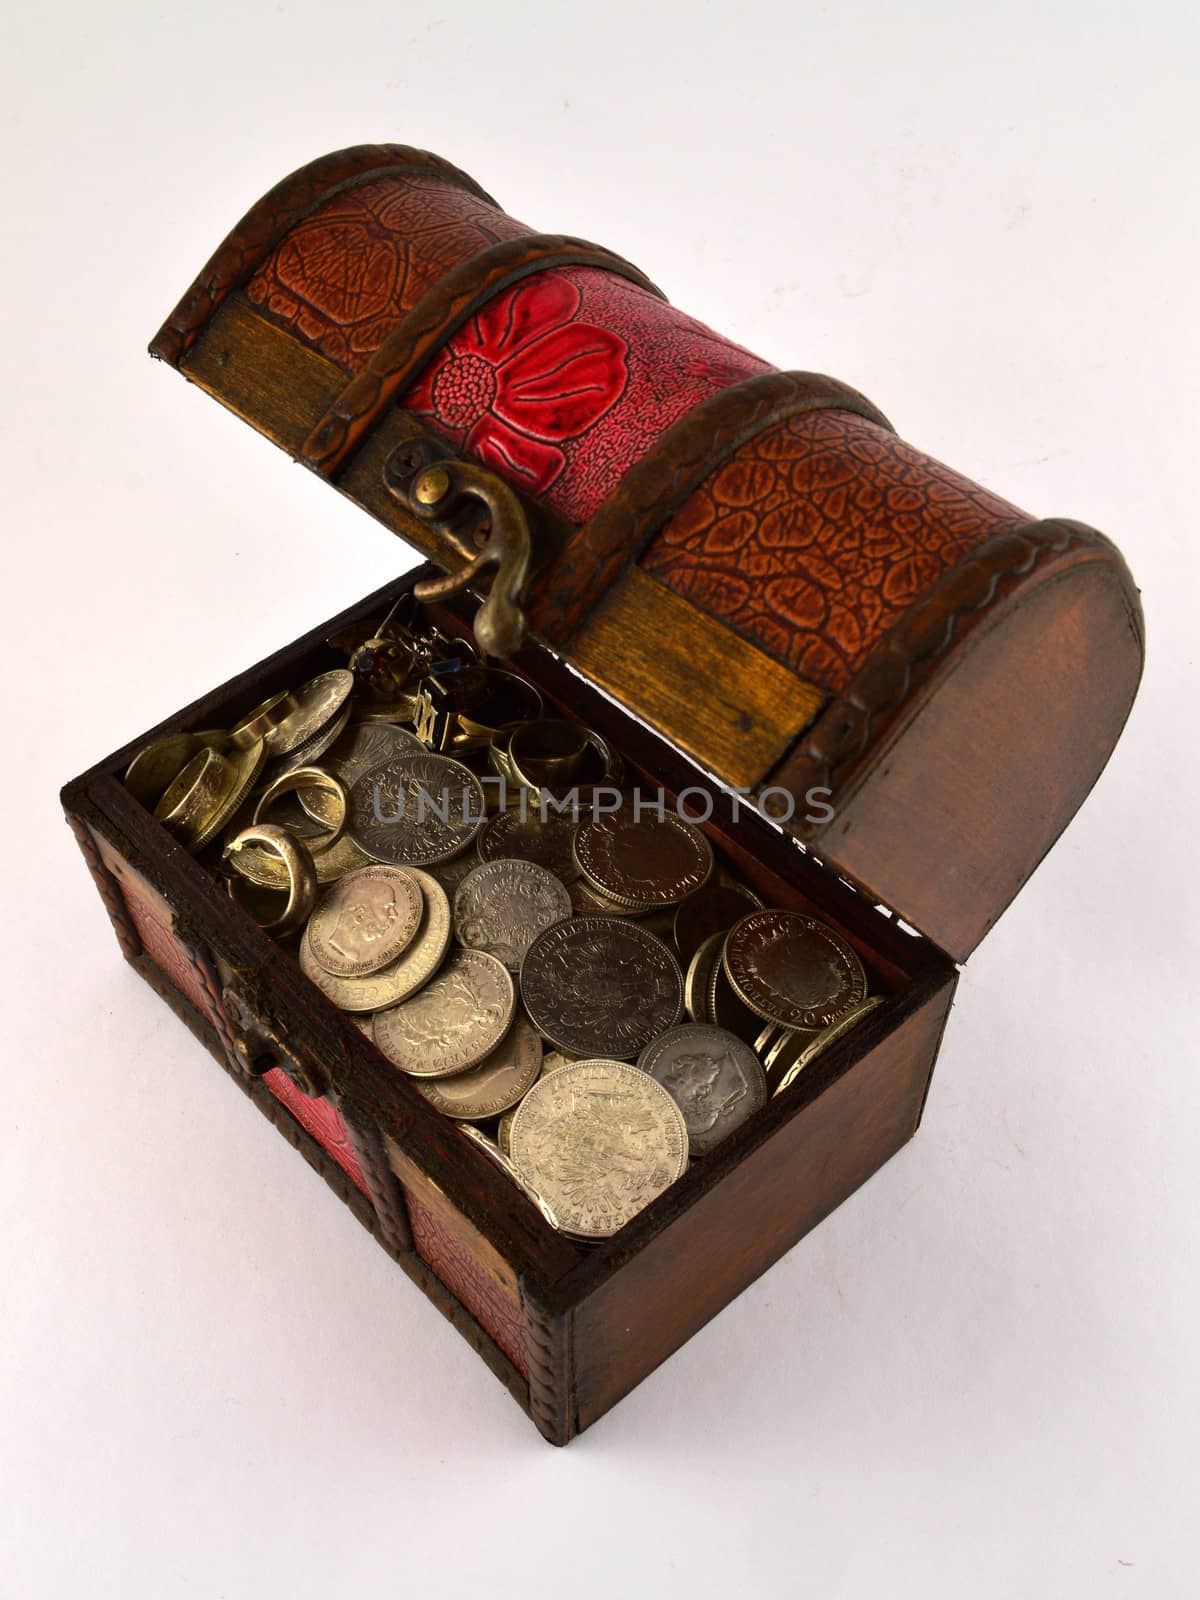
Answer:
570 981 954 1432
386 1137 530 1378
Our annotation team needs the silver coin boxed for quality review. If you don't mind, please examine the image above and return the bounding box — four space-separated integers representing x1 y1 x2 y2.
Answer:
306 865 424 977
297 869 451 1012
299 721 423 826
349 750 486 866
453 858 572 971
414 1012 542 1120
723 910 868 1030
520 915 684 1060
637 1024 766 1156
509 1059 689 1238
372 947 515 1077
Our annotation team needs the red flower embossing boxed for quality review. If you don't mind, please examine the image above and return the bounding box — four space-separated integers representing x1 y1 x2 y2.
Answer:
403 272 628 495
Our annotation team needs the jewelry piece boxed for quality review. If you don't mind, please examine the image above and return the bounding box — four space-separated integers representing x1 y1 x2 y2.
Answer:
252 766 348 856
413 665 542 752
124 729 226 806
506 718 590 789
224 823 318 934
153 740 267 852
229 691 296 751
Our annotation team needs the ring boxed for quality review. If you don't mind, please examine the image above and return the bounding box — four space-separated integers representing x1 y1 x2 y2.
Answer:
229 690 297 751
252 765 349 856
223 823 318 933
154 747 232 837
507 719 591 789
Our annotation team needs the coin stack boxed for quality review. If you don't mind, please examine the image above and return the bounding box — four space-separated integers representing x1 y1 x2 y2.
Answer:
124 602 878 1239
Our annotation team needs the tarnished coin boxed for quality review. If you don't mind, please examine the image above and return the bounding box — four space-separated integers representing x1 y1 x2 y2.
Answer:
264 670 354 756
298 869 451 1012
478 806 581 883
372 947 515 1077
673 879 764 966
307 865 423 977
509 1060 689 1238
638 1024 766 1156
453 858 572 970
772 996 884 1098
684 930 725 1023
497 1047 577 1153
574 801 713 910
428 845 482 895
349 750 485 866
414 1012 542 1120
299 721 423 827
706 951 765 1046
723 911 868 1030
520 915 683 1060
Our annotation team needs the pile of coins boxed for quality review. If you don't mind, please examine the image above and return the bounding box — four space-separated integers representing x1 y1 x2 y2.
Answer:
125 601 879 1239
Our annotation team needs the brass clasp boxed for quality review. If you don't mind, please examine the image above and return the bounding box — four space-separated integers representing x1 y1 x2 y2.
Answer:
382 442 533 659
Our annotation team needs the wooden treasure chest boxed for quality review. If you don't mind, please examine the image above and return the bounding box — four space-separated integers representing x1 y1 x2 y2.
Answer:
61 144 1144 1443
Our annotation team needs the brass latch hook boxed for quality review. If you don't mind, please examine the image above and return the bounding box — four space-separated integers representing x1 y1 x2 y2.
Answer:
382 444 533 659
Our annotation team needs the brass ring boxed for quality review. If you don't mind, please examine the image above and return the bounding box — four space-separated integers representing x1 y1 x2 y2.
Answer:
223 823 318 934
229 690 297 751
252 766 349 856
507 718 591 789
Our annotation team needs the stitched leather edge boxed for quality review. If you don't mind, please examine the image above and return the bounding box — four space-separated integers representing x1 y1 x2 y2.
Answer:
524 1296 573 1445
149 144 496 367
532 370 894 645
302 233 665 475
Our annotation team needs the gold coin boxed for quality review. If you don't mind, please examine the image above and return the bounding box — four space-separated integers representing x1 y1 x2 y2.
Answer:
229 691 296 751
124 730 225 806
307 865 424 977
684 930 725 1023
155 741 267 853
372 948 515 1078
297 869 451 1013
772 997 884 1098
414 1012 542 1120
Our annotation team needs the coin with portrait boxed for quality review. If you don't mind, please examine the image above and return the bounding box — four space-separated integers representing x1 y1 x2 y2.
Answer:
723 910 867 1031
638 1023 766 1156
298 868 451 1013
307 865 423 977
414 1012 542 1120
453 858 572 971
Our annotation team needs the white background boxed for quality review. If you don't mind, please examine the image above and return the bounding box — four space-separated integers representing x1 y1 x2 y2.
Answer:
3 2 1197 1595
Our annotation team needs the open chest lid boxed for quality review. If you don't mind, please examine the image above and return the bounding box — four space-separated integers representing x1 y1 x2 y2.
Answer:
150 143 1144 963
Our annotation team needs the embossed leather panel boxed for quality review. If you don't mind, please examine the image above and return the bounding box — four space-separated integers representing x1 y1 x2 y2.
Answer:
406 1191 528 1375
261 1069 369 1197
247 173 532 368
398 266 772 522
640 410 1027 691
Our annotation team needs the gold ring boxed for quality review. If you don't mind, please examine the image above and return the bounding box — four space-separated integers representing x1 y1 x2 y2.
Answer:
507 718 591 789
229 690 297 751
252 765 349 856
223 823 318 933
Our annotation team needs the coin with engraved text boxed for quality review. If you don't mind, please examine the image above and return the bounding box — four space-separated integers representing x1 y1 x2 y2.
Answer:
722 910 867 1030
453 858 572 970
372 947 515 1077
349 750 485 866
637 1023 766 1156
307 865 423 977
520 915 683 1059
